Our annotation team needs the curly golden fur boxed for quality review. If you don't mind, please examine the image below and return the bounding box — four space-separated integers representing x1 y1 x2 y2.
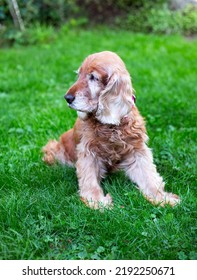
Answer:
42 51 180 209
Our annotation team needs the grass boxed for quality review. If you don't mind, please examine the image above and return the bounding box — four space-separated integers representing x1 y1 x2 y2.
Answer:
0 28 196 260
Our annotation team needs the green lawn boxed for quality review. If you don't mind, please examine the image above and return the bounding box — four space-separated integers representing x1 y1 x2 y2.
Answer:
0 29 196 260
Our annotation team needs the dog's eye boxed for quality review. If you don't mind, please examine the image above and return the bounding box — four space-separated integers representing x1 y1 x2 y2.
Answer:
89 73 98 82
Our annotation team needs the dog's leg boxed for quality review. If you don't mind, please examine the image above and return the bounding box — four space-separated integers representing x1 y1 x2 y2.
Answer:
42 129 76 166
123 145 180 206
76 152 113 209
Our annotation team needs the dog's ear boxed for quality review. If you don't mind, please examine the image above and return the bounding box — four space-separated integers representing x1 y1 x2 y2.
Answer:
96 71 134 125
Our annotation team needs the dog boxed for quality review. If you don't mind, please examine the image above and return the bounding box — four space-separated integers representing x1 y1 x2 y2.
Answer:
42 51 180 209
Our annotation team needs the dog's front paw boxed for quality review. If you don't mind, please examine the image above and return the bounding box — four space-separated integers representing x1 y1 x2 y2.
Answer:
81 193 113 210
145 191 180 207
99 193 113 209
161 192 180 207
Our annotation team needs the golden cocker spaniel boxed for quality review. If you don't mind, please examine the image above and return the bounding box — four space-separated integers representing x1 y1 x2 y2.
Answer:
42 51 180 209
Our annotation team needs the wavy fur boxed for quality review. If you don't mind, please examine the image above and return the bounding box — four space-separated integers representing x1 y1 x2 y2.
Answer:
42 51 180 209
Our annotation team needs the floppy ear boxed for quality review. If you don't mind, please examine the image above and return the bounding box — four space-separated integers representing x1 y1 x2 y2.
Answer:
96 71 134 125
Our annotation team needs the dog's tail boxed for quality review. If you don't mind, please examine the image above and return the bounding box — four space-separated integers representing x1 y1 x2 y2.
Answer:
42 129 76 166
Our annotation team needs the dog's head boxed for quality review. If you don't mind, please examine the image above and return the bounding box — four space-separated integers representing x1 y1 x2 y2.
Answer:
64 51 135 125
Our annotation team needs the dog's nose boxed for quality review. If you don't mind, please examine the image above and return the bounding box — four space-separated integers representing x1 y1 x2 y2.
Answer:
64 94 75 104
